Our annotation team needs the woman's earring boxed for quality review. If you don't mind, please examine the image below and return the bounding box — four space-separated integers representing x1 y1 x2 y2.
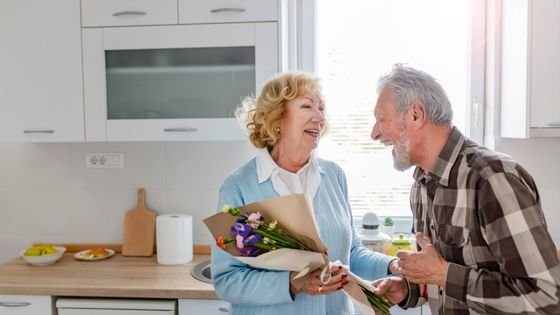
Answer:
276 126 280 133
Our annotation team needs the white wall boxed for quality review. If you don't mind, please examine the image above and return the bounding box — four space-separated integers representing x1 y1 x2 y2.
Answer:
0 141 255 263
1 137 557 264
495 138 560 245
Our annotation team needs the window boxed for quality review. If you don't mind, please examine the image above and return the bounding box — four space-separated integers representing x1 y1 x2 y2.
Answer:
299 0 485 218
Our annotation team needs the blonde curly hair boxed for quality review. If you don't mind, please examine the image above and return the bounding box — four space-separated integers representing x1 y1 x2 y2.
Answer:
236 71 326 149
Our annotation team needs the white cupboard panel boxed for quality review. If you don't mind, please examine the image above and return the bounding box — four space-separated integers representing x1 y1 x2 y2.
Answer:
0 0 84 142
0 295 52 315
179 0 278 24
81 0 178 27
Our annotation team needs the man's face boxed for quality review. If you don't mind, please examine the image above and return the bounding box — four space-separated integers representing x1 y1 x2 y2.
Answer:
371 88 413 171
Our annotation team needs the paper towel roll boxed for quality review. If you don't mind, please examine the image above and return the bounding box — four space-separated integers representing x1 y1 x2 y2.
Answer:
156 214 193 265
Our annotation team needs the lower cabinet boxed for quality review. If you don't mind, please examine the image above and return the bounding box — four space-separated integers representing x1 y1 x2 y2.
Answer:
178 299 230 314
0 295 53 315
56 298 176 315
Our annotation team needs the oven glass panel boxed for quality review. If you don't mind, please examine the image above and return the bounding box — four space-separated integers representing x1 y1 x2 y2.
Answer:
105 46 255 119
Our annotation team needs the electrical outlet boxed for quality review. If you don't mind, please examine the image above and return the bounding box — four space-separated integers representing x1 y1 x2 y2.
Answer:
85 153 125 168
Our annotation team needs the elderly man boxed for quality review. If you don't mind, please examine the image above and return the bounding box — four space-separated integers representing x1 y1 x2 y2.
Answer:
370 64 560 314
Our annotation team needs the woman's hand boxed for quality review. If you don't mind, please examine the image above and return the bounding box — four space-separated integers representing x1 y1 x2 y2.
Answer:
290 263 349 296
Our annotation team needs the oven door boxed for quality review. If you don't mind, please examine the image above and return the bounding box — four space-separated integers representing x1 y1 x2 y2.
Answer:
83 23 278 141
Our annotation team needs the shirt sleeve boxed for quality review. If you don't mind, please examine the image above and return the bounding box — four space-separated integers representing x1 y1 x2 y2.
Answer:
211 179 294 305
445 172 560 314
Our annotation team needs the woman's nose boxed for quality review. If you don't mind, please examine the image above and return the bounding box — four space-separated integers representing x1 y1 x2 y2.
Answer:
312 109 326 123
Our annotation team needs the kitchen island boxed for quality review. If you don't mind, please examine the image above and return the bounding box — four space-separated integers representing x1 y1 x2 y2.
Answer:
0 253 217 299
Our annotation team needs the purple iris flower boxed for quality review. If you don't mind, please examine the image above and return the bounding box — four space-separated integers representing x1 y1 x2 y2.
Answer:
230 222 252 238
240 234 262 257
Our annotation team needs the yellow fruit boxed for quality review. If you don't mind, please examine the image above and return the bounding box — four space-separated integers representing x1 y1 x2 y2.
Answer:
24 247 42 256
42 247 57 255
24 245 57 256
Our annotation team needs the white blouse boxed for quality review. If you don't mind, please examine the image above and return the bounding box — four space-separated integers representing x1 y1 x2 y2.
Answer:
255 148 321 199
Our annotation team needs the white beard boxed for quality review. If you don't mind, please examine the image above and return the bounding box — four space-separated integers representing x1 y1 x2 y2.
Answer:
393 132 412 171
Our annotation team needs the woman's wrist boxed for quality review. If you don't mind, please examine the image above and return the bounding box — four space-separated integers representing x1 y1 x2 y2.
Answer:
388 258 400 275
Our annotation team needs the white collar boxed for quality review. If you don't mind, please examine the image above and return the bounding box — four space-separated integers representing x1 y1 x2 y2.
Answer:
256 148 323 183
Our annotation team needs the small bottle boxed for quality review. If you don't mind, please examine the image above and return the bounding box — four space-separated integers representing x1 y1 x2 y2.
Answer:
359 212 391 253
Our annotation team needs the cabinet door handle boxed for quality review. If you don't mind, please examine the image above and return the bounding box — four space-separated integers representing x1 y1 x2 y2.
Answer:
112 11 147 17
210 8 246 14
163 127 198 132
0 301 32 307
218 307 229 312
23 129 55 134
547 121 560 127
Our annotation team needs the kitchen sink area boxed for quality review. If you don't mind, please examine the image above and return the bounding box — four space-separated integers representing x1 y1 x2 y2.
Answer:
191 260 212 284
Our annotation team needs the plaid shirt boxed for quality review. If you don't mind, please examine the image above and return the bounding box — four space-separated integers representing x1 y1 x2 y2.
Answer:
403 127 560 314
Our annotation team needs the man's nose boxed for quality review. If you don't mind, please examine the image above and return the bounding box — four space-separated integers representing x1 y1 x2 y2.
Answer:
371 122 381 140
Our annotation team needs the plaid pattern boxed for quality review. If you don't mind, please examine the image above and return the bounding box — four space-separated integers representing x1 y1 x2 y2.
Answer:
407 127 560 314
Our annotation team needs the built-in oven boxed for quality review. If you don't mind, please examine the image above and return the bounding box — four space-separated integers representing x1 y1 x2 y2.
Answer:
82 22 279 141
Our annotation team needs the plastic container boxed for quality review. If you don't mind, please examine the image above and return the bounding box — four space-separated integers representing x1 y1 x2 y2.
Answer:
359 212 391 253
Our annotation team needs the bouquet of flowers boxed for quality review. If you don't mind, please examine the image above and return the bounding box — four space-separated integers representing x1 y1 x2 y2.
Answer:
216 205 314 257
204 194 328 280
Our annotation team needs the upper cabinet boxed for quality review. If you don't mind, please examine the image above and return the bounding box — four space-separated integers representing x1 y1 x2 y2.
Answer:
0 0 84 142
501 0 560 138
81 0 280 141
178 0 278 24
81 0 178 27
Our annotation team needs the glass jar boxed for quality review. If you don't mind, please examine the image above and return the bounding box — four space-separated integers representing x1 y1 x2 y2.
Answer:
384 233 415 256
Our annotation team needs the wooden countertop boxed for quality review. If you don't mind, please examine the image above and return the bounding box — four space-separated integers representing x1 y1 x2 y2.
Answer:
0 254 218 299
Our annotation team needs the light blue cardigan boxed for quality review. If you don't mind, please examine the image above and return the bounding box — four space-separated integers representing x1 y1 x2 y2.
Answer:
211 157 394 315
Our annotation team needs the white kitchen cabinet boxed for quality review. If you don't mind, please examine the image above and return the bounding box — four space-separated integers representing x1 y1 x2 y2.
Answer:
81 0 178 27
0 295 52 315
56 298 175 315
179 0 278 24
79 0 281 142
501 0 560 138
82 22 279 141
0 0 84 142
179 299 230 314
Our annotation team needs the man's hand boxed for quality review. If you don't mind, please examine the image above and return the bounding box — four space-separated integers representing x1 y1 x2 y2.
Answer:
371 276 408 305
396 233 449 287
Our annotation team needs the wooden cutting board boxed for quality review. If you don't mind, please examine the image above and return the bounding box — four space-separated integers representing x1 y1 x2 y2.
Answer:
122 188 156 257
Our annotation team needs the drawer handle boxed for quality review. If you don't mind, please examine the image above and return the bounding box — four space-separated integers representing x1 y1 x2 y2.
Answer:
164 127 198 132
0 302 32 307
547 121 560 127
23 129 54 134
218 307 229 312
210 8 246 14
112 11 147 17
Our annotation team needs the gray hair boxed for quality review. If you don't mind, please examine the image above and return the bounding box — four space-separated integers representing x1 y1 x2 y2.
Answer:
377 64 453 124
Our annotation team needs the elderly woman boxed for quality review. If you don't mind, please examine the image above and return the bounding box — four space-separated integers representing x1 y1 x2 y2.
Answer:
211 71 397 315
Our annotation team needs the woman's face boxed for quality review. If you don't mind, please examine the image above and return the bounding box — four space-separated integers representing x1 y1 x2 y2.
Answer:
277 92 326 154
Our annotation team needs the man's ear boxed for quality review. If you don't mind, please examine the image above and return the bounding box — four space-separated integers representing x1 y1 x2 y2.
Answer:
409 101 427 128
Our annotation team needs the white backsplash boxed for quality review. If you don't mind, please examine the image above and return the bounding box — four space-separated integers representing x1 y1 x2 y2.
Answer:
1 137 559 264
0 141 256 263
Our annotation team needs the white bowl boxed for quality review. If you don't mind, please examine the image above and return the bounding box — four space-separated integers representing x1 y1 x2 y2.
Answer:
20 246 66 266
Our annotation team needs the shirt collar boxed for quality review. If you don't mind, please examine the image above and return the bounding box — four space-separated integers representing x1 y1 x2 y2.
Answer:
413 126 465 186
256 148 323 183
